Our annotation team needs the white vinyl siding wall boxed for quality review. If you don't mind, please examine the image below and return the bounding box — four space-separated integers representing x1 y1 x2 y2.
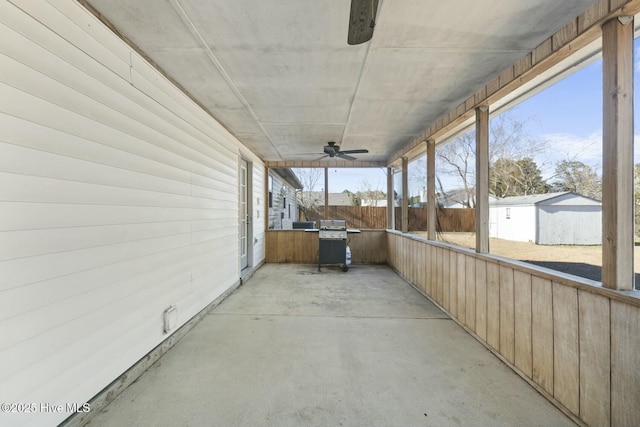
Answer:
0 1 264 426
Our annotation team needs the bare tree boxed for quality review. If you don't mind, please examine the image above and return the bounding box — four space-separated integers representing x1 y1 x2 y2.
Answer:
435 113 549 202
292 168 323 219
357 178 386 206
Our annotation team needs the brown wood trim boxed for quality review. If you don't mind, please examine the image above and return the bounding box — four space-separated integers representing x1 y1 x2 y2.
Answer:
389 0 640 163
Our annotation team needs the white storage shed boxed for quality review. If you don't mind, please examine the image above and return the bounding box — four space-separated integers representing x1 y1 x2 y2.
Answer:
489 192 602 245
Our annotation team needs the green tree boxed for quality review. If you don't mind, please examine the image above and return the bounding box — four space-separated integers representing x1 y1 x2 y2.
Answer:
490 157 549 197
551 160 601 200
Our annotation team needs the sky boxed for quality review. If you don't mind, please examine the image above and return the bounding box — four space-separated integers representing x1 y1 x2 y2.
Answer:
309 38 640 195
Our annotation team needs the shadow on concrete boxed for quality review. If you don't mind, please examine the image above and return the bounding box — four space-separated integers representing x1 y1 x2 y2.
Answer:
521 260 640 290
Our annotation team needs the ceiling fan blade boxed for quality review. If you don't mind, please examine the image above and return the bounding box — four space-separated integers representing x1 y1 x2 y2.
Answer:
347 0 379 45
337 153 357 161
314 154 330 161
339 149 369 154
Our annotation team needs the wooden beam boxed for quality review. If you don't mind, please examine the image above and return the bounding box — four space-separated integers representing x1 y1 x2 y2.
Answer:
601 16 634 290
475 106 490 253
402 157 409 233
265 160 386 168
324 167 329 220
390 0 640 164
387 167 393 229
427 140 436 240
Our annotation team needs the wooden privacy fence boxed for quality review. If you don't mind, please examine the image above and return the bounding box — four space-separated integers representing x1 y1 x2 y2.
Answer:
303 206 475 232
301 206 387 229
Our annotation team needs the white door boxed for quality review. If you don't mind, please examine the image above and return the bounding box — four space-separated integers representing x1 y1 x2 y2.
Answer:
240 160 248 270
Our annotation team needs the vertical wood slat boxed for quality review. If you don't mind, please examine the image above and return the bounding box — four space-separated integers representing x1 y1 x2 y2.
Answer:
436 247 443 304
449 251 458 317
424 245 433 296
465 256 476 331
531 276 554 395
611 300 640 427
579 291 610 427
499 266 515 363
475 259 487 340
553 283 580 415
415 242 422 294
442 247 450 311
601 16 634 290
514 270 532 378
486 262 500 351
457 254 466 324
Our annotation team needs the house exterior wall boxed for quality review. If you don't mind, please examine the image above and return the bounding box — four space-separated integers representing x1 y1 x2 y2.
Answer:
537 206 601 245
489 206 536 242
268 172 299 229
0 2 264 426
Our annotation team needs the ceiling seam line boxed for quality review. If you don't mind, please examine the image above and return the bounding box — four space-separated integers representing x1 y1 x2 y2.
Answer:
339 0 384 146
170 0 284 158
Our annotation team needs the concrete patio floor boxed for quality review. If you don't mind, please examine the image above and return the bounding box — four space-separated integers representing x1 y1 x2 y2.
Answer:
89 264 575 427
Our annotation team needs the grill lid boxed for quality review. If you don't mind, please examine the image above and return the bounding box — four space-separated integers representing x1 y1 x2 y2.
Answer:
319 219 346 230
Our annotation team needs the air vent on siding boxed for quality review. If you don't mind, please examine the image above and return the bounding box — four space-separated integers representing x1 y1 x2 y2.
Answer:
163 305 178 334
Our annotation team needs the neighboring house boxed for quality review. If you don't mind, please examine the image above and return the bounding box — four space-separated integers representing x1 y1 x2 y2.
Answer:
361 199 387 207
489 192 602 245
416 188 495 208
300 191 355 206
269 168 303 229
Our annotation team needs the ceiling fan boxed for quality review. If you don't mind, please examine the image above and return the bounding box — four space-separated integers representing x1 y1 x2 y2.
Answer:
318 141 369 161
348 0 379 45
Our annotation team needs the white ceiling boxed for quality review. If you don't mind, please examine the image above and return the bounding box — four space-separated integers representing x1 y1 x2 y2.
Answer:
84 0 598 163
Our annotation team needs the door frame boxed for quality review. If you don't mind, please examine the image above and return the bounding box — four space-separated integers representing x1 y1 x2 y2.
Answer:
239 158 253 271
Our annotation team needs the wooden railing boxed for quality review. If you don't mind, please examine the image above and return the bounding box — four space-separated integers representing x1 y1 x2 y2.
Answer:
386 230 640 427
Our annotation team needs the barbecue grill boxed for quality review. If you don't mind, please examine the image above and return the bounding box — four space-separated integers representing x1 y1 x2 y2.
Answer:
316 219 360 272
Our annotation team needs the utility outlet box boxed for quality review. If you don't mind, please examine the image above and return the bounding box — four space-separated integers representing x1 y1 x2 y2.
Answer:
163 305 178 334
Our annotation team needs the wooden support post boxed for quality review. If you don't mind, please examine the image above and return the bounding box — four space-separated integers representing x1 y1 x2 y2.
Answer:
402 157 409 233
602 16 634 290
387 167 393 229
324 167 329 220
427 139 437 240
475 106 490 253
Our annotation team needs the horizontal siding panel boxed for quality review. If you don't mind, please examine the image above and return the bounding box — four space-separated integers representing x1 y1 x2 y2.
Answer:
0 113 193 185
0 172 225 209
1 271 193 399
13 0 240 169
1 0 131 81
1 243 236 356
0 14 235 162
0 202 226 231
1 233 193 291
0 52 236 177
0 221 192 261
0 142 192 196
0 239 233 322
0 85 224 178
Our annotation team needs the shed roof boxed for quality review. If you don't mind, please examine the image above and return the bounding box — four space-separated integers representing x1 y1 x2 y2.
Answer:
489 192 601 207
